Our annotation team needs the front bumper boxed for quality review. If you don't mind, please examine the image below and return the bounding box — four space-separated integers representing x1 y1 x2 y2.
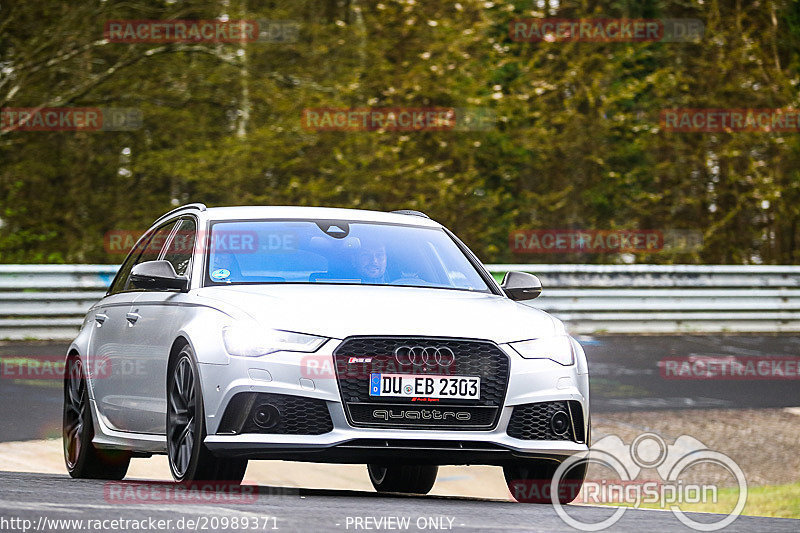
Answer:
198 338 590 465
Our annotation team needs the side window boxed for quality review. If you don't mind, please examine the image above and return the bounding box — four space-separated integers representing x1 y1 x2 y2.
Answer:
162 217 197 277
126 221 178 291
108 233 150 295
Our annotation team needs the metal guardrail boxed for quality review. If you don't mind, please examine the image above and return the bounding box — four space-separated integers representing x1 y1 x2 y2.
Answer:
1 264 800 340
0 265 115 340
488 265 800 333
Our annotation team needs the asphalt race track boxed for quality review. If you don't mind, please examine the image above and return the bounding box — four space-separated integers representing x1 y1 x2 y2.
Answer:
1 336 799 532
582 334 800 411
2 335 799 442
0 472 796 533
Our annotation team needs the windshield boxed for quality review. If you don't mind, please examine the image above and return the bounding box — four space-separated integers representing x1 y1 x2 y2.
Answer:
205 220 491 293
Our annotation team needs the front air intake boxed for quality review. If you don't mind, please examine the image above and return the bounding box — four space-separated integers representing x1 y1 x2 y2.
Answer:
507 400 586 443
216 392 333 435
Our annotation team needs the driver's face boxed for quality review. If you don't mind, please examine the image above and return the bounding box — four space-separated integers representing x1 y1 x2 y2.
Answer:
356 246 387 280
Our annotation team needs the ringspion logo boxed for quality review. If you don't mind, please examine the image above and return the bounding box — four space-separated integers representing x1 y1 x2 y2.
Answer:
545 432 747 531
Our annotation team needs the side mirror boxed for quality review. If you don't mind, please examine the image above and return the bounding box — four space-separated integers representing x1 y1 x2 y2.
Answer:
500 271 542 301
130 260 189 292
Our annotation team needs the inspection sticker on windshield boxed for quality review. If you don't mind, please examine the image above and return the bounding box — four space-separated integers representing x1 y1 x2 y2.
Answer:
211 268 230 280
369 373 480 399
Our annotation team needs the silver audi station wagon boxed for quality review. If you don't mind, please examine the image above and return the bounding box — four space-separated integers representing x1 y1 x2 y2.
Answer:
64 204 590 503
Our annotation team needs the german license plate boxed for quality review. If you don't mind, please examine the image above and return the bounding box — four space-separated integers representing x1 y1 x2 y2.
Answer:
369 373 480 399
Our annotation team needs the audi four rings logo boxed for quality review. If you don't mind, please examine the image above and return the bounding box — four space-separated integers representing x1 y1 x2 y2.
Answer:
394 345 455 366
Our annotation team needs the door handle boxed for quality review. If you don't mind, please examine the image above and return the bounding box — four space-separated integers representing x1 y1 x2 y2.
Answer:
125 312 141 324
94 313 108 325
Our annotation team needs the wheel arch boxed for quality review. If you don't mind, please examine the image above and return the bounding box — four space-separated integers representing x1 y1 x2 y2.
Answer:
166 335 210 428
65 346 94 398
166 336 191 388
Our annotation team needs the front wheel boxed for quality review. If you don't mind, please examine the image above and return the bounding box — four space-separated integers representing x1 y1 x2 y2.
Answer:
504 459 586 504
367 464 438 494
63 355 130 479
167 345 247 483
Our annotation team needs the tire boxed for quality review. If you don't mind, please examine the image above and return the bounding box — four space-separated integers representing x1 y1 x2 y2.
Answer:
167 344 248 483
504 459 586 504
367 464 438 495
63 355 130 480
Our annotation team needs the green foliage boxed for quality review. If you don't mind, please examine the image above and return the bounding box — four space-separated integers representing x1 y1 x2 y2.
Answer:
2 0 800 264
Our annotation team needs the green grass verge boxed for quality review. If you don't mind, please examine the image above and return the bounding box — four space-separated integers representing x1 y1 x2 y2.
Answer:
11 378 62 389
1 356 65 388
595 482 800 519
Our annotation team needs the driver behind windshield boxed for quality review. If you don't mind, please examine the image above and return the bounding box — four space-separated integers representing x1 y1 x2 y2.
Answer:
355 240 387 283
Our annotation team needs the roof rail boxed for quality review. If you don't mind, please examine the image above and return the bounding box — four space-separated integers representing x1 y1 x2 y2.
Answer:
391 209 430 219
153 203 207 225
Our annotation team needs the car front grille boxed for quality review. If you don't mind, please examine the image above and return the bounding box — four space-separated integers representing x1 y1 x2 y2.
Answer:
506 400 585 442
216 392 333 435
333 336 510 430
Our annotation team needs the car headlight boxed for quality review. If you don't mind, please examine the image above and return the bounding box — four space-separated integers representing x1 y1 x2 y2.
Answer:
508 335 575 366
222 325 328 357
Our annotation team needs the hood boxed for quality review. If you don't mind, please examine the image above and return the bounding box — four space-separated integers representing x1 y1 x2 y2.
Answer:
195 284 561 343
